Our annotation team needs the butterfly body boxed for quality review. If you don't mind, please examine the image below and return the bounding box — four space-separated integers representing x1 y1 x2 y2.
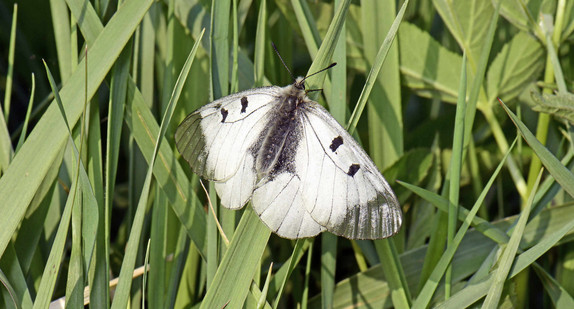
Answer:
255 81 305 177
176 78 402 239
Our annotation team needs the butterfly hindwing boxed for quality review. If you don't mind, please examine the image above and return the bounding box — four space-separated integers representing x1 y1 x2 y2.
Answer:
175 87 281 185
298 103 402 239
213 151 257 209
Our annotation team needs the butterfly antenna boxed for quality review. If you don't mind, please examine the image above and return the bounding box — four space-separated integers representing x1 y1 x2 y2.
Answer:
271 42 296 82
301 62 337 84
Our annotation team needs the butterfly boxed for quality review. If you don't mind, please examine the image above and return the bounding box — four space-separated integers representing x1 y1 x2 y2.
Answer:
175 69 402 239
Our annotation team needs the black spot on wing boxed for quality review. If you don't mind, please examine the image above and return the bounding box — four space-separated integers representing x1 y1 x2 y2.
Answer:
241 96 248 113
347 164 360 177
220 108 228 123
329 136 343 152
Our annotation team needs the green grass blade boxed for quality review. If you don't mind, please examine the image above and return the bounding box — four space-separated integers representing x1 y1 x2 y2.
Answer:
0 109 11 174
362 0 403 166
463 0 500 135
166 227 191 308
445 53 467 297
374 239 411 308
0 262 20 308
93 29 133 309
111 29 203 309
33 181 77 309
148 192 168 308
438 202 574 307
0 0 154 259
485 173 541 309
267 239 312 299
321 233 337 309
67 0 104 45
499 99 574 197
399 182 510 246
257 261 274 309
109 156 154 309
304 0 351 92
66 184 84 308
139 3 158 104
3 3 17 121
482 171 542 308
125 74 208 258
210 0 231 99
412 138 515 308
1 242 35 308
544 28 568 94
230 0 239 93
290 0 322 59
302 242 313 309
34 60 98 309
272 239 309 308
14 74 35 154
71 0 208 259
253 0 266 87
49 0 72 81
0 4 17 173
532 263 574 308
329 0 346 123
347 0 409 134
200 209 271 309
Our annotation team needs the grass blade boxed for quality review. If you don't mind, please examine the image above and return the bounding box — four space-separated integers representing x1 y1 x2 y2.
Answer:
412 139 515 308
499 99 574 197
445 54 467 297
200 209 271 308
3 3 17 120
0 0 154 259
347 0 409 134
254 0 266 87
111 30 203 309
483 165 541 307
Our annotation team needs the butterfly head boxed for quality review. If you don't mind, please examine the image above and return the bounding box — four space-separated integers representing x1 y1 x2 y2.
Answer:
293 77 306 91
292 63 336 93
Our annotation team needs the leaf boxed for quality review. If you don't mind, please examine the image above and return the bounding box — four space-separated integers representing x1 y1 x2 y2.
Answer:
497 0 556 38
398 22 462 104
432 0 493 66
531 92 574 125
486 31 544 104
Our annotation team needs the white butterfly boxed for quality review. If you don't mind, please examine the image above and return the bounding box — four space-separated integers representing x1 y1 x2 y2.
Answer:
175 75 402 239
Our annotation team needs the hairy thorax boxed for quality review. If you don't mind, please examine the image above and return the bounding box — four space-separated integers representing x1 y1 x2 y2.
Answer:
255 84 308 178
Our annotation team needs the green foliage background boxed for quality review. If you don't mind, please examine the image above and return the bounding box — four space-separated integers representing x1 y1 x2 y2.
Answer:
1 0 574 308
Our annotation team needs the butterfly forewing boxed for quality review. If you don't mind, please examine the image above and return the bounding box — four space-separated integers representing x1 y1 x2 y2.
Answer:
175 88 281 184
